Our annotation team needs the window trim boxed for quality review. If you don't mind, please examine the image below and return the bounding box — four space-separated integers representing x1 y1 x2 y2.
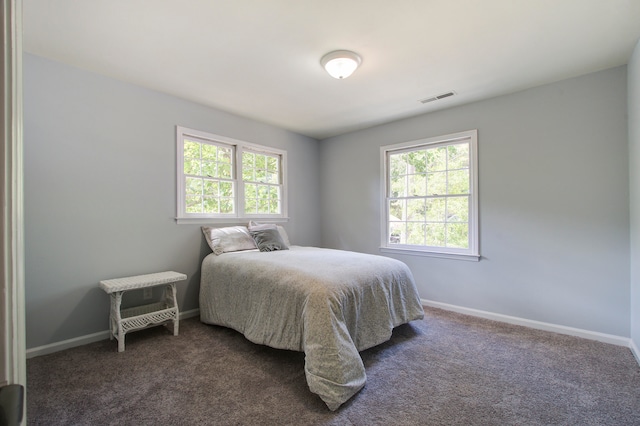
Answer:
380 130 479 261
176 126 288 224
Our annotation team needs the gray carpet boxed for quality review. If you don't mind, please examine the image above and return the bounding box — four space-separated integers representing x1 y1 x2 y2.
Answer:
27 307 640 425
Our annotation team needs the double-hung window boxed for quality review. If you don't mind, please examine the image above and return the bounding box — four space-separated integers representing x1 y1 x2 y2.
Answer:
380 130 479 260
176 126 287 223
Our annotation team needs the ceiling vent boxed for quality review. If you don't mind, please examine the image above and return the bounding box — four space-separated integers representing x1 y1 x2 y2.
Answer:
419 91 455 104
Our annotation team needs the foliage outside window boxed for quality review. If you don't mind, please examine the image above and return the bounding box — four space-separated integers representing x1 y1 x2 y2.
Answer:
176 126 287 223
242 150 282 215
381 130 479 260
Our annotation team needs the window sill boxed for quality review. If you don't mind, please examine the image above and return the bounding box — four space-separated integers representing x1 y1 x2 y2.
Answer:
379 247 480 262
176 217 289 225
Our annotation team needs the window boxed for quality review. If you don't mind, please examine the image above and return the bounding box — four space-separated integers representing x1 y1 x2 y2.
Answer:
176 126 287 223
380 130 479 260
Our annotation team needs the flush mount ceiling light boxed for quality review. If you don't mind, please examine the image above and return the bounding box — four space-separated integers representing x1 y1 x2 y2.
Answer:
320 50 362 79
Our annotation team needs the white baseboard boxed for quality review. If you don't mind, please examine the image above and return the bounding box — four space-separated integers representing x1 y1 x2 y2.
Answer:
180 308 200 319
26 308 200 359
26 330 110 359
422 299 632 348
631 339 640 365
28 303 640 368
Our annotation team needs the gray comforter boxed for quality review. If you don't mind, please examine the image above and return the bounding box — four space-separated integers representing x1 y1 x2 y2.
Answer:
199 246 424 410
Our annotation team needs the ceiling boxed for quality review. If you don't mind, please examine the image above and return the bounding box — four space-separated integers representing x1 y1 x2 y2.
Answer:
22 0 640 140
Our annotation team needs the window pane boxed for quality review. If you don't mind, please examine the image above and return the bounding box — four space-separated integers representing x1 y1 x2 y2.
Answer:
447 223 469 248
201 144 217 160
389 199 406 222
186 177 202 195
390 175 407 198
257 185 269 199
390 153 408 179
447 196 468 223
243 169 255 181
202 161 216 176
269 186 280 200
203 197 219 213
184 159 200 175
427 171 446 196
256 154 266 170
408 174 426 196
448 169 469 194
389 222 404 244
407 150 427 173
243 152 255 169
426 198 446 222
407 198 426 221
203 180 219 196
184 140 200 159
186 195 202 213
258 199 269 213
220 182 233 197
427 147 447 171
245 198 257 213
245 184 257 198
448 144 469 169
267 156 278 172
218 163 231 179
426 223 446 246
267 172 279 185
407 222 426 245
220 198 234 214
218 146 232 163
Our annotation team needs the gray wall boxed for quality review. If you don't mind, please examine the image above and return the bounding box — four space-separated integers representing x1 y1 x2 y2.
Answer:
630 39 640 350
320 66 630 336
24 50 633 350
23 53 321 349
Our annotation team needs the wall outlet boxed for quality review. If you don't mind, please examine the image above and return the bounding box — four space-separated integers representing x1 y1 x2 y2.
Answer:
143 288 153 300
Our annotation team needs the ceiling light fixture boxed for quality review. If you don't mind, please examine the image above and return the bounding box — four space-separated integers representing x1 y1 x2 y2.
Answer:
320 50 362 79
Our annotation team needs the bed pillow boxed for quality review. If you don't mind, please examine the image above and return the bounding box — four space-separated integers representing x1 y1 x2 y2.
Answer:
202 226 257 255
249 227 289 252
248 221 291 247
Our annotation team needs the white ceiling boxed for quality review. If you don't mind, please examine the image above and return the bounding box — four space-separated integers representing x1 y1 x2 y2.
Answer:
22 0 640 140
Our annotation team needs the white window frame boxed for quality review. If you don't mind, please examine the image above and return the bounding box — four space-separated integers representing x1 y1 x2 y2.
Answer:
176 126 288 224
380 130 479 261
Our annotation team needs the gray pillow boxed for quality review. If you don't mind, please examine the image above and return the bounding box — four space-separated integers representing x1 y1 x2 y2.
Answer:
250 228 289 252
248 221 291 246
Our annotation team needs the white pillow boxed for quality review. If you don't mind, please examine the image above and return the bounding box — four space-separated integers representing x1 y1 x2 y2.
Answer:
202 226 257 255
248 221 291 247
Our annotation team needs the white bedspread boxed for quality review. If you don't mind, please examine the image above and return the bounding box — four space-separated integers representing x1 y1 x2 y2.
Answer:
199 246 424 410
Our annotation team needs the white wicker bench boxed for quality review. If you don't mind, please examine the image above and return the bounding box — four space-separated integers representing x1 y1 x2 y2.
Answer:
99 271 187 352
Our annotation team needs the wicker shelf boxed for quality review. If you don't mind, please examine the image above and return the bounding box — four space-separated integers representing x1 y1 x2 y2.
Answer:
119 302 178 334
100 271 187 352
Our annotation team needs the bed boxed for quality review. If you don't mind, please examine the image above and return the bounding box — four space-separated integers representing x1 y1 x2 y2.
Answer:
199 225 424 410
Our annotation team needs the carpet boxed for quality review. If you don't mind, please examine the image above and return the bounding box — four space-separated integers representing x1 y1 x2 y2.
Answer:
27 307 640 425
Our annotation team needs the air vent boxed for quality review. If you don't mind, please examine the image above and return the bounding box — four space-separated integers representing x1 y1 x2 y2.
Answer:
419 91 456 104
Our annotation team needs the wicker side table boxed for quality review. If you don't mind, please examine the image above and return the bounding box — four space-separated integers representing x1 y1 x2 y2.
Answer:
99 271 187 352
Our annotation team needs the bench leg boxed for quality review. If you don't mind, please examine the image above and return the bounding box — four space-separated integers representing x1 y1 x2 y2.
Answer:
112 291 125 352
118 334 125 352
165 283 179 336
